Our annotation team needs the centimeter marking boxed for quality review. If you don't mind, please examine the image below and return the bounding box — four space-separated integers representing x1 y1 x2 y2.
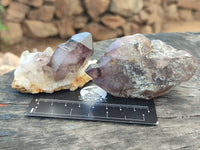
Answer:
29 98 150 122
34 98 150 111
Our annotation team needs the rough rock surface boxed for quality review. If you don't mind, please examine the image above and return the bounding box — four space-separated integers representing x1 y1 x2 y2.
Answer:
73 15 88 29
23 20 58 38
177 0 200 11
28 5 55 22
86 34 198 99
55 0 83 18
81 23 118 41
139 10 148 22
141 25 153 34
6 2 30 22
17 0 43 8
44 0 55 5
1 22 23 45
2 0 11 7
57 18 75 39
101 14 126 29
84 0 110 19
12 32 94 93
122 23 139 36
178 9 193 21
194 11 200 20
148 5 163 33
165 4 179 20
110 0 144 17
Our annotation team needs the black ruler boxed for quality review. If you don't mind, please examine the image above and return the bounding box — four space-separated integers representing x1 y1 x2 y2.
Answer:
26 83 158 125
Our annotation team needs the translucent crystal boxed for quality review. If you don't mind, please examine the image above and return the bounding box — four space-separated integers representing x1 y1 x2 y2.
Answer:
48 32 93 81
12 32 94 93
86 34 199 99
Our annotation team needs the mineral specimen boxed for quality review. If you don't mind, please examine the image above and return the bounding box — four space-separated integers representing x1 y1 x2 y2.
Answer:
86 34 199 99
12 32 94 93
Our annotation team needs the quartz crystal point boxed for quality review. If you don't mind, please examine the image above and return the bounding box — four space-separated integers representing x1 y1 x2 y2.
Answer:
86 34 199 99
47 32 93 81
12 32 94 93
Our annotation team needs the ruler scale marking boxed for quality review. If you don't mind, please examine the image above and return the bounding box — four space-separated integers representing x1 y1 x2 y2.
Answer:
27 98 157 125
26 83 158 125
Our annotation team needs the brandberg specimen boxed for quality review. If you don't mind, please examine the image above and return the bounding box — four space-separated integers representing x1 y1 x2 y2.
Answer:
86 34 198 99
12 32 94 93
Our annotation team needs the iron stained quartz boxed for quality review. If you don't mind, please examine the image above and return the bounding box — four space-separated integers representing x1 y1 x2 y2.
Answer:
86 33 198 100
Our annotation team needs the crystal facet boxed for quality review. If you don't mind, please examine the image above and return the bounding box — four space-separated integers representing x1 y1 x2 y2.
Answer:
86 34 199 99
47 32 93 81
12 32 94 93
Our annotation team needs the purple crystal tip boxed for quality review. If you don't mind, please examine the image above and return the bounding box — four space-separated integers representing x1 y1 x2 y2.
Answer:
86 33 199 99
70 32 93 50
47 32 93 81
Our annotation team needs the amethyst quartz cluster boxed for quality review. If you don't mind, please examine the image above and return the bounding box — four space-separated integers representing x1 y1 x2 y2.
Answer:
86 34 198 99
12 32 94 93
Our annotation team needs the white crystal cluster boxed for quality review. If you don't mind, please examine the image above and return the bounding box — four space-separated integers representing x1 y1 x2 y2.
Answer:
12 32 94 94
12 47 94 93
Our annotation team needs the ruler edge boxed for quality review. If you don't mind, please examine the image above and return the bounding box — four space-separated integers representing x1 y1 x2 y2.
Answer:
25 112 159 126
25 97 159 126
